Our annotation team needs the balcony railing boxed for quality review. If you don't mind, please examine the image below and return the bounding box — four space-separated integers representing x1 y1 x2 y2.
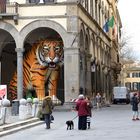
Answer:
0 2 19 24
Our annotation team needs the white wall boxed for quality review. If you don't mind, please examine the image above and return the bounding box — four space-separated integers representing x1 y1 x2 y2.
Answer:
9 0 67 4
9 0 26 4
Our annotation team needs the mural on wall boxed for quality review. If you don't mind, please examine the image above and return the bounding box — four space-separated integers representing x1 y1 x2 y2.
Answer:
9 39 64 101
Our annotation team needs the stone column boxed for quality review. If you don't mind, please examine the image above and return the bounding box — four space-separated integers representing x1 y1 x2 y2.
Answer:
15 48 24 100
85 53 92 95
64 47 80 102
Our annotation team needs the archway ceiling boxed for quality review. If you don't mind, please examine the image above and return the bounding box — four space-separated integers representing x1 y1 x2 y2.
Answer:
25 27 61 45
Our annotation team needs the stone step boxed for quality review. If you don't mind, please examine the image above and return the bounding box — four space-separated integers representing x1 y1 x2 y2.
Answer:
0 117 43 137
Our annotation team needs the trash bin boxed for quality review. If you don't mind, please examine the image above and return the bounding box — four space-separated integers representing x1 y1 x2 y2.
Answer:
12 100 19 115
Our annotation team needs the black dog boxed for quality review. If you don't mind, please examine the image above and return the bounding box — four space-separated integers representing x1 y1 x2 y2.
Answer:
66 120 74 130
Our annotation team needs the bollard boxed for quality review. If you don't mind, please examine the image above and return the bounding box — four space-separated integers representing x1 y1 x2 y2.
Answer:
26 98 32 118
32 98 39 117
19 99 27 120
0 99 10 124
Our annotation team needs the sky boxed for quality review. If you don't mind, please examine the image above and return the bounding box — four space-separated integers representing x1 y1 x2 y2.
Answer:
118 0 140 60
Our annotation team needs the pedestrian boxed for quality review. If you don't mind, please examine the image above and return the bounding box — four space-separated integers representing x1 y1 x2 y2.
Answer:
131 93 139 121
76 94 89 130
42 96 54 129
85 96 93 129
95 92 102 109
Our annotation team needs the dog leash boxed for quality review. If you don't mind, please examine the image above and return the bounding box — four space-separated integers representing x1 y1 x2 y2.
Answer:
71 115 78 121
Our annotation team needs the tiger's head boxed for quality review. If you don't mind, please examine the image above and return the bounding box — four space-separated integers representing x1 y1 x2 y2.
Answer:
36 40 63 68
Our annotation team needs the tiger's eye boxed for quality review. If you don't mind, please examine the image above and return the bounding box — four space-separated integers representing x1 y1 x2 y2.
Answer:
43 45 49 52
54 47 60 52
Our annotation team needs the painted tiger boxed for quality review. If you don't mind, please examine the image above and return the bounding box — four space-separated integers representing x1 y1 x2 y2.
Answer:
9 39 63 101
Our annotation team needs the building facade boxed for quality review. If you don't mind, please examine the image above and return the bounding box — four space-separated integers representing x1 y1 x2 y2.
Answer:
121 62 140 92
0 0 122 103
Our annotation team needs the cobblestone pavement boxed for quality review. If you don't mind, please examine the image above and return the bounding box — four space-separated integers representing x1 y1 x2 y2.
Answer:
2 104 140 140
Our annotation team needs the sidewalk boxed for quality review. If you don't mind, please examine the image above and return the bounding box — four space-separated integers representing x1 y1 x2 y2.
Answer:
0 102 110 137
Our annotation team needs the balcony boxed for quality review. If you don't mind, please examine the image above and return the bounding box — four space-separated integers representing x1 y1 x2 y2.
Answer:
0 2 19 25
0 0 93 26
0 0 70 25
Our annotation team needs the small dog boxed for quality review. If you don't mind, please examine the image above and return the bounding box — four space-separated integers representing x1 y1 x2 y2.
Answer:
66 120 74 130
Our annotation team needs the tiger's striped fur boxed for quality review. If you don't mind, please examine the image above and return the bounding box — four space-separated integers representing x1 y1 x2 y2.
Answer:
9 40 63 101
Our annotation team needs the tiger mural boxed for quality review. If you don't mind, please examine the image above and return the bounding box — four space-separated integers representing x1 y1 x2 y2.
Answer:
9 39 63 101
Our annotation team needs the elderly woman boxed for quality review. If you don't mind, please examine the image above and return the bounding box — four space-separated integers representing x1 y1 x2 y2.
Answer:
76 94 89 130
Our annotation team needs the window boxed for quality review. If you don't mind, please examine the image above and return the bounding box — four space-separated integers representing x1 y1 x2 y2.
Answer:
132 73 136 77
29 0 40 4
95 0 98 20
43 0 54 3
85 0 88 11
132 82 138 91
0 0 6 13
28 0 54 4
132 72 140 77
138 83 140 91
126 73 130 78
125 82 131 90
90 0 93 17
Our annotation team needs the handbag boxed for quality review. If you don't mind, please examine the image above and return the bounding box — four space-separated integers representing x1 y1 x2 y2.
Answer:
50 114 54 121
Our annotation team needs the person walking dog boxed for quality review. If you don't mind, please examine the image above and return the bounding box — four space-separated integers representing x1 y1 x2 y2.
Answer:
76 94 89 130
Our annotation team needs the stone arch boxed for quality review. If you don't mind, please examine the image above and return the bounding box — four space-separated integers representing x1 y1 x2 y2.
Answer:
0 22 19 92
85 28 90 53
90 34 94 59
79 23 87 94
17 20 74 103
19 20 70 48
0 21 19 49
91 33 96 60
79 23 85 51
85 28 92 95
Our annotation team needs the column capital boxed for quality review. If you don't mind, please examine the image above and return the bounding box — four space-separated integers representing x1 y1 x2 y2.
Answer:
15 48 25 53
